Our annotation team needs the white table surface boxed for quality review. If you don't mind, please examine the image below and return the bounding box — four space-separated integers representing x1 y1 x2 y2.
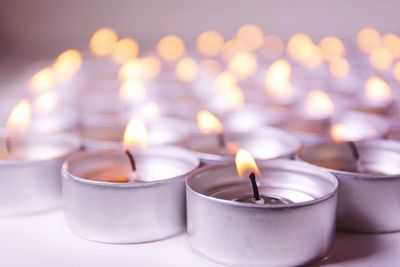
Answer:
1 209 400 267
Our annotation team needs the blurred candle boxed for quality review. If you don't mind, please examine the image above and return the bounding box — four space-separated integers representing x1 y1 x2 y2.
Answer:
156 35 186 62
196 31 224 57
112 38 140 64
89 27 118 57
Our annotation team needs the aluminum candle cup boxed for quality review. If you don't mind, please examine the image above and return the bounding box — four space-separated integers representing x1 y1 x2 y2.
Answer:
181 127 301 164
62 146 199 243
0 132 81 217
277 111 390 145
187 160 338 267
81 117 194 150
298 140 400 233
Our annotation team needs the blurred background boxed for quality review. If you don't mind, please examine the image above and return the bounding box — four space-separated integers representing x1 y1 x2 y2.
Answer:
1 0 399 62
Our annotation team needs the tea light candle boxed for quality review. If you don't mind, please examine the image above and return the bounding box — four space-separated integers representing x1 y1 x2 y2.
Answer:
81 116 194 150
298 139 400 233
62 119 199 243
182 115 300 164
0 99 81 216
278 110 389 145
187 150 338 266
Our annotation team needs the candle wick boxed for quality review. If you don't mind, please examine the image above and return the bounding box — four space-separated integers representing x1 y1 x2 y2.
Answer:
248 172 261 201
125 150 136 172
5 136 11 154
217 133 226 148
347 141 360 161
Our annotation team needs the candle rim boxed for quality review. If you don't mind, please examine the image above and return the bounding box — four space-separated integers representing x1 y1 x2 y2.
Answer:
186 159 338 209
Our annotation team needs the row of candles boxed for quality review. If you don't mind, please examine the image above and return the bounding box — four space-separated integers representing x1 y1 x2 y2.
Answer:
2 25 400 266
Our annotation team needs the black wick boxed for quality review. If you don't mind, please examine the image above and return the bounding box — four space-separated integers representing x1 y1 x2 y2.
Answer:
248 172 261 201
125 150 137 172
347 141 360 161
217 133 226 148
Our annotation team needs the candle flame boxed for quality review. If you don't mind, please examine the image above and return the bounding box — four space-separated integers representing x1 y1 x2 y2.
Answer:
329 56 350 79
53 49 82 81
111 38 140 64
365 76 392 104
29 67 55 93
264 59 294 103
236 24 264 51
89 27 118 57
304 90 335 119
356 27 381 54
119 79 145 103
369 47 393 71
34 91 58 114
228 52 257 80
222 38 247 59
196 30 224 57
123 117 147 150
263 35 284 58
287 33 314 62
138 102 161 121
141 56 161 80
383 34 400 58
214 72 237 89
7 99 32 135
331 123 351 142
319 36 345 60
118 58 144 81
235 149 260 180
197 110 224 134
175 57 198 82
156 35 186 62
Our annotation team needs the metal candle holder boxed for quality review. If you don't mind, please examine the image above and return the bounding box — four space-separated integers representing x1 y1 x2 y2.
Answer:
186 159 338 267
62 146 199 243
298 139 400 233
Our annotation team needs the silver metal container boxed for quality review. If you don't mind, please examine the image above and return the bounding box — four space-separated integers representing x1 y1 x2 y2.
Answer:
276 111 390 145
81 117 194 150
181 126 301 165
62 146 199 243
187 159 338 267
0 132 81 217
298 139 400 233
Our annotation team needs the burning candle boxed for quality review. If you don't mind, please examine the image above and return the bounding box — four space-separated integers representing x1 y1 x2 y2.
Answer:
186 150 338 266
298 139 400 233
62 118 199 243
0 100 80 216
181 110 300 164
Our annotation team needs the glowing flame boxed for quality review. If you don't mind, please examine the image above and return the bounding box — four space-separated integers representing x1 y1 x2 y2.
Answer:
214 72 237 89
319 36 345 60
218 84 245 109
89 27 118 57
263 35 284 58
138 102 161 121
235 149 260 179
236 24 264 51
369 47 393 71
383 34 400 58
287 33 314 62
196 31 224 57
112 38 140 64
264 59 294 103
303 90 335 119
6 99 32 135
356 27 381 54
222 38 247 59
228 52 257 80
119 79 145 103
365 76 392 105
197 110 224 134
141 56 161 80
331 123 351 142
175 57 198 82
53 49 82 80
156 35 185 62
118 58 143 81
34 91 58 114
29 68 55 93
394 62 400 84
123 117 147 150
329 57 350 79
